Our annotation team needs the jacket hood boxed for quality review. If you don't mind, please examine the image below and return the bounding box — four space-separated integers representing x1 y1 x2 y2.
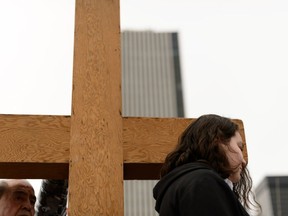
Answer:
153 161 212 212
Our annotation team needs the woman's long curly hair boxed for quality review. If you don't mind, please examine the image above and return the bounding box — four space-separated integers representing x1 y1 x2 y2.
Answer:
160 114 259 211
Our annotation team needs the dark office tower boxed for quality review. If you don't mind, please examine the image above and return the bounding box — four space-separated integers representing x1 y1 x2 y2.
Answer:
255 176 288 216
121 31 184 215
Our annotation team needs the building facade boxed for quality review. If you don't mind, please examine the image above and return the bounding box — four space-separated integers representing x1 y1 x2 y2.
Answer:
255 176 288 216
121 31 184 216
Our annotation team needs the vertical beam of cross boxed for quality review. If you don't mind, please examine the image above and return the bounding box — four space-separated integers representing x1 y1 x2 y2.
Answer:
68 0 123 214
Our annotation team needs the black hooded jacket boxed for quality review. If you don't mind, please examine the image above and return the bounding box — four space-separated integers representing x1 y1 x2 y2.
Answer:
153 162 250 216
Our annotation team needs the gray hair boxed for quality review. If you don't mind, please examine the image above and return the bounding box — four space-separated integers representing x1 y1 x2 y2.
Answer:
0 180 8 198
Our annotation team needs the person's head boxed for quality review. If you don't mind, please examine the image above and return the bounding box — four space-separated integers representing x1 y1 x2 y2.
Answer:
161 114 245 179
0 179 36 216
160 114 257 209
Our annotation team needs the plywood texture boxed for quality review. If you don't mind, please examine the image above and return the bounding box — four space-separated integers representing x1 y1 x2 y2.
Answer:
0 115 70 163
67 0 123 215
0 115 247 179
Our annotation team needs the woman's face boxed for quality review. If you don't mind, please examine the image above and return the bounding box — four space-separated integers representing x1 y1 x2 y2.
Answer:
222 131 246 183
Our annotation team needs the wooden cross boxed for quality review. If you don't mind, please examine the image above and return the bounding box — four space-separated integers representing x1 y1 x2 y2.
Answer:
0 0 248 215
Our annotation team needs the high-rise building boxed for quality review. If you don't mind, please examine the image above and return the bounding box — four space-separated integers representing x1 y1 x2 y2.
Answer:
121 31 184 216
255 176 288 216
121 31 184 118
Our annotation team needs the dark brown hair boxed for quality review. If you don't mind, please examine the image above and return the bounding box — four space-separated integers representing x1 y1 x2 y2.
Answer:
160 114 259 211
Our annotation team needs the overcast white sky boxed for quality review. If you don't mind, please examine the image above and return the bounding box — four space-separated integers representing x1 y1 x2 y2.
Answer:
1 0 288 196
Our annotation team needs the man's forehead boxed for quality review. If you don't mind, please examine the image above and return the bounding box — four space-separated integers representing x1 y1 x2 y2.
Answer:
7 180 35 194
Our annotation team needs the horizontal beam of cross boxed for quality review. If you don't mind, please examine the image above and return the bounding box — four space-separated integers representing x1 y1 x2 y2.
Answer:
0 114 247 179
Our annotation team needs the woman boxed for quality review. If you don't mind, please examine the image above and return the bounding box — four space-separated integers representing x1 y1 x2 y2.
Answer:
153 114 259 216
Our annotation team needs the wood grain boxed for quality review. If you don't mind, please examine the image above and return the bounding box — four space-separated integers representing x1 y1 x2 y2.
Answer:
68 0 123 215
0 114 70 163
0 115 247 180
